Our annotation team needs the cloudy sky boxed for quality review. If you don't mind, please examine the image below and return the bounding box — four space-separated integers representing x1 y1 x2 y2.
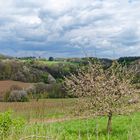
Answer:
0 0 140 58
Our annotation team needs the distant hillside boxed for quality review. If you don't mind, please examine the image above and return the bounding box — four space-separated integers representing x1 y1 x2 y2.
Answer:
0 54 12 59
0 54 7 59
0 54 139 84
118 56 140 64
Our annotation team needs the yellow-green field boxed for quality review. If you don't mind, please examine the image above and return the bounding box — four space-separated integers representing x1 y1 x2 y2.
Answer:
1 99 140 140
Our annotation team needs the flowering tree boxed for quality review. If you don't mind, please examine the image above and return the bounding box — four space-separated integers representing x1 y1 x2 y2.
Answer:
64 61 137 133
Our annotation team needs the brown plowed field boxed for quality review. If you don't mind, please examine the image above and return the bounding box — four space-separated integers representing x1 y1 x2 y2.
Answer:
0 80 33 95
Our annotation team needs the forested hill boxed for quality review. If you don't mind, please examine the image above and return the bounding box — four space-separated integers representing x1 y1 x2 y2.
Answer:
118 56 140 64
0 55 139 84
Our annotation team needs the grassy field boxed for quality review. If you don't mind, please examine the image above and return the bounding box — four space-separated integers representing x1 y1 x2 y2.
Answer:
0 99 140 140
38 60 74 66
22 59 79 66
3 111 140 140
0 99 75 121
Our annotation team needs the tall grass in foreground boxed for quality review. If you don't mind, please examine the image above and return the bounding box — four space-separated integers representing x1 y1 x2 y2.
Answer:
0 99 140 140
3 112 140 140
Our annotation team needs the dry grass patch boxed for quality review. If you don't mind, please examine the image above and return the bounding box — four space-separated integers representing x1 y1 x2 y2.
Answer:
0 99 75 121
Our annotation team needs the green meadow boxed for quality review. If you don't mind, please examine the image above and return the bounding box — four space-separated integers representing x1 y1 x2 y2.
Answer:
0 99 140 140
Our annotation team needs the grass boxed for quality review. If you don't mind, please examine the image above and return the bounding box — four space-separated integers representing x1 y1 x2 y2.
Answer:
1 99 140 140
0 99 75 121
36 60 79 67
4 112 140 140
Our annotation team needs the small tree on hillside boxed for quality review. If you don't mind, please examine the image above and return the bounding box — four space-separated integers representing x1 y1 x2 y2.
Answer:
48 57 54 61
64 61 137 133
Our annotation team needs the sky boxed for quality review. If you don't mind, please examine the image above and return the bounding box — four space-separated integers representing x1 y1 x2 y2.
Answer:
0 0 140 58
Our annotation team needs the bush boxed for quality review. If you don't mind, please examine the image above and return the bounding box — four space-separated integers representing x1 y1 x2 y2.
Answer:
8 90 29 102
47 83 67 98
0 111 25 138
41 73 48 83
27 83 68 99
27 82 48 100
4 85 28 102
0 111 12 137
3 91 10 102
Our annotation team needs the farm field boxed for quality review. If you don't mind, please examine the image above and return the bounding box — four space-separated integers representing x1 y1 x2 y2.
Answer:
0 80 33 101
37 60 78 66
0 99 140 140
0 80 33 93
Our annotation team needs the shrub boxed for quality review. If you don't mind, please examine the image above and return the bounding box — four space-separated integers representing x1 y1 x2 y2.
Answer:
41 73 48 83
0 111 25 138
8 90 29 102
0 111 12 137
27 82 48 100
27 82 67 99
47 83 67 98
3 91 10 102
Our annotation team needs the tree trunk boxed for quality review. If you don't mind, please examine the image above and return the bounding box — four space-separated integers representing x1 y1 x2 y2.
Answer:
107 112 112 134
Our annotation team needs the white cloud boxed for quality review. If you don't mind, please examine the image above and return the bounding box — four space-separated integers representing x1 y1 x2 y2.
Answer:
0 0 139 58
